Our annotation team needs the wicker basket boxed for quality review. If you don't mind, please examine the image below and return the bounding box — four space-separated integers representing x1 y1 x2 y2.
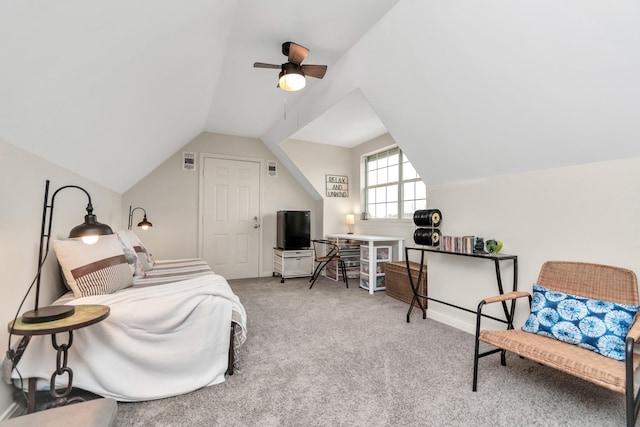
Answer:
385 261 427 307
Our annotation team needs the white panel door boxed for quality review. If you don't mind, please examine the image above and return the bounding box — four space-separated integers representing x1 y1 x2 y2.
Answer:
202 156 260 279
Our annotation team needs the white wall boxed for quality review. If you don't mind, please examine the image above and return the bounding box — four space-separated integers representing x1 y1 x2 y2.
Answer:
122 132 318 277
291 131 640 335
280 139 356 235
0 139 121 418
423 157 640 332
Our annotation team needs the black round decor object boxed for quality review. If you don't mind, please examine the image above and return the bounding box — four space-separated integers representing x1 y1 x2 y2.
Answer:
414 228 441 246
413 209 442 227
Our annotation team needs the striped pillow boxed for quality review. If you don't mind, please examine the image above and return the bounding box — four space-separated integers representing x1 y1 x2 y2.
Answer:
53 234 134 297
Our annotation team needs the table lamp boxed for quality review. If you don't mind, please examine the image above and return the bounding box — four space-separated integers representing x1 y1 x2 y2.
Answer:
346 214 355 234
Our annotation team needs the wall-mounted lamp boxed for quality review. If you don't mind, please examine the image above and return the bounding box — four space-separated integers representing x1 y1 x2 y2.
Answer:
128 206 153 230
21 180 113 323
346 214 355 235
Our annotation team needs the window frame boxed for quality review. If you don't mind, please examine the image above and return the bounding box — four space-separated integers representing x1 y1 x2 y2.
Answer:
363 147 425 220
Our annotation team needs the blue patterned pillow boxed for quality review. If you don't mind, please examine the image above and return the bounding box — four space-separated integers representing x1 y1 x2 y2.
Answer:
522 284 640 361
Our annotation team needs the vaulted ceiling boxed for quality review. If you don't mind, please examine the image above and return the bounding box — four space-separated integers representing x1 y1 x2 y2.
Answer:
1 0 398 193
2 1 639 194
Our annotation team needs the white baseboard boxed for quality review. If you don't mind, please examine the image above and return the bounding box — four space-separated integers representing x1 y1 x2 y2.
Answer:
426 309 475 335
0 402 20 421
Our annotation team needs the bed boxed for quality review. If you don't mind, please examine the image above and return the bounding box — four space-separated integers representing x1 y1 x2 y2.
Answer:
9 230 247 403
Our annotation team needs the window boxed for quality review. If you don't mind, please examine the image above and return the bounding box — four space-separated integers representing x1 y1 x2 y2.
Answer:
364 148 426 219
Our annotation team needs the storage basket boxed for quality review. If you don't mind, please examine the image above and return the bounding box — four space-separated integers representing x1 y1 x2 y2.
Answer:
385 261 427 307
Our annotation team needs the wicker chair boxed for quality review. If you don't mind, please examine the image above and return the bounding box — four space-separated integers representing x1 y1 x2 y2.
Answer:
473 261 640 427
309 239 348 289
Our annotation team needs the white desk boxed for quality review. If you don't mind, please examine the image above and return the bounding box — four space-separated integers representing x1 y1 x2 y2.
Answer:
325 233 405 295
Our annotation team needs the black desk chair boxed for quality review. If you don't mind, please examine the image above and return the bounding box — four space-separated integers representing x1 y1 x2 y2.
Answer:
309 239 349 289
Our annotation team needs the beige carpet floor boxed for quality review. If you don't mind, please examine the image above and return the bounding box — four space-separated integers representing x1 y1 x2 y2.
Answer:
115 275 627 426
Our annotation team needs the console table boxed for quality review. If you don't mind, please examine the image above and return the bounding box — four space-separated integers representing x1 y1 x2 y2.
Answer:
326 234 405 295
404 247 518 326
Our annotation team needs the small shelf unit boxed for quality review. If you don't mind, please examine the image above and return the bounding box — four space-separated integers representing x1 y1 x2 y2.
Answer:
325 239 361 281
359 245 391 292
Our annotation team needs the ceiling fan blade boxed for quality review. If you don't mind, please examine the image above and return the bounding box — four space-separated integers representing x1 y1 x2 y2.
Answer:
301 64 327 79
253 62 281 69
287 42 309 65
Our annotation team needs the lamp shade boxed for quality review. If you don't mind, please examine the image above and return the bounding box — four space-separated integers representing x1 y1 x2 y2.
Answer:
278 63 306 91
346 214 355 234
137 215 153 230
69 214 114 238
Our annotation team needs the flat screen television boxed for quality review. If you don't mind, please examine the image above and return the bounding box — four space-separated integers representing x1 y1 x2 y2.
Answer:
277 210 310 250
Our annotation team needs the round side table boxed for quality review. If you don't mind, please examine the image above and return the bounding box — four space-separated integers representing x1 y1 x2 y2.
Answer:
8 304 110 412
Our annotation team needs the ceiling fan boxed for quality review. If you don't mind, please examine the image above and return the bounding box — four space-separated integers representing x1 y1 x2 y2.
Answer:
254 42 328 92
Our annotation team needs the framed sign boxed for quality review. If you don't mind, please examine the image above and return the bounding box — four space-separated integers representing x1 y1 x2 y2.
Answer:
326 174 349 197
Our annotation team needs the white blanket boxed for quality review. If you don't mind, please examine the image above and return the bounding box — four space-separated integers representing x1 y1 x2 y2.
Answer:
12 273 247 402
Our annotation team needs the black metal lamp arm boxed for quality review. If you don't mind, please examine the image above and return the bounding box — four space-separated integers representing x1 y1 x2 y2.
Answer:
34 181 93 311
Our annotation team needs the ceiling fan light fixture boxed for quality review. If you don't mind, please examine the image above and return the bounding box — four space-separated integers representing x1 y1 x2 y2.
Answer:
278 64 306 91
254 42 326 92
278 71 305 91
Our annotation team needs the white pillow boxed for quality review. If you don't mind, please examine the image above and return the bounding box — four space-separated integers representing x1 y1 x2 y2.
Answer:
115 231 145 277
53 234 133 298
116 230 154 271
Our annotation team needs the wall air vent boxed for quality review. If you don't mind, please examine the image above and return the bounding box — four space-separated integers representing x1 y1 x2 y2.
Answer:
182 152 196 171
267 160 277 177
